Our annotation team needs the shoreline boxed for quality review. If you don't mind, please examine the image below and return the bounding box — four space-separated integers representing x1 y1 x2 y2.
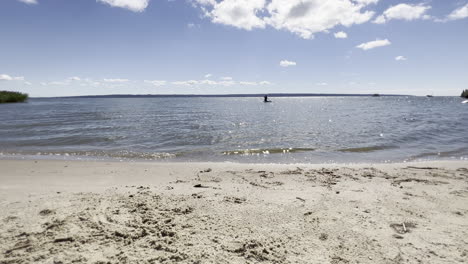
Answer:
1 159 467 263
1 151 467 166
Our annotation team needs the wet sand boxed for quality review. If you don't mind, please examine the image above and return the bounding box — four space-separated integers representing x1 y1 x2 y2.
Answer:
0 159 467 263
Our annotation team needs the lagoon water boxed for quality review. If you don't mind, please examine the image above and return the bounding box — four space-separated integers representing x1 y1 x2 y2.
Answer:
1 96 467 163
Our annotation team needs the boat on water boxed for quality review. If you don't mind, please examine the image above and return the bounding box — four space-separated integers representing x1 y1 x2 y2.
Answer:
462 100 468 104
426 95 434 97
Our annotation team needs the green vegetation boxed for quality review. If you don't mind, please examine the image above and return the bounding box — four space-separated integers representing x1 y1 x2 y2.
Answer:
0 91 29 103
461 89 468 98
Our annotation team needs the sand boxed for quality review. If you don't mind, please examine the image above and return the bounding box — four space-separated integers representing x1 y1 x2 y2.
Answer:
0 159 467 263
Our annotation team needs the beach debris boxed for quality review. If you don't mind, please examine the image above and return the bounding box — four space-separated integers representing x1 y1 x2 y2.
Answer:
331 256 350 264
193 184 209 188
296 197 306 202
191 193 203 199
5 241 32 254
319 233 328 241
392 178 448 186
223 196 246 204
266 181 284 186
39 209 54 216
249 181 268 188
53 237 74 243
390 222 416 234
404 166 440 170
259 171 275 178
199 168 212 173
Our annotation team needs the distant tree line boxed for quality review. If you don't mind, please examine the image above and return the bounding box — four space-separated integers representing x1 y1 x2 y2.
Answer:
0 91 29 103
462 89 468 98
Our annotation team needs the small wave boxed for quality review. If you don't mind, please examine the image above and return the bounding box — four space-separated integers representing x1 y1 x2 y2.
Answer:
407 147 468 161
0 150 177 161
222 148 315 156
337 145 398 153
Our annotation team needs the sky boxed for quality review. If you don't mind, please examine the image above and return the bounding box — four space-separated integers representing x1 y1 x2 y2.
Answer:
0 0 467 97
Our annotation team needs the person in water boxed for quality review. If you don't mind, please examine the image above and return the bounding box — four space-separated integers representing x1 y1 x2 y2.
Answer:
264 95 268 102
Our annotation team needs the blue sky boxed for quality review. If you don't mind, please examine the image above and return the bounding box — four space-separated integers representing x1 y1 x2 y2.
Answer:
0 0 467 97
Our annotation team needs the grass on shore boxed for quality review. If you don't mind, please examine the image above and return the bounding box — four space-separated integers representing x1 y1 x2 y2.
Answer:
0 91 28 103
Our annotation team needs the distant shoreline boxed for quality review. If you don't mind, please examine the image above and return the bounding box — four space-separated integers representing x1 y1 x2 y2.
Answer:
32 93 410 99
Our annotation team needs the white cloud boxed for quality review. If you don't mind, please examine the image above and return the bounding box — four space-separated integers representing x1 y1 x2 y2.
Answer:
144 80 167 86
204 73 212 78
0 74 24 81
447 4 468 20
172 80 199 86
239 81 272 85
68 76 81 81
18 0 38 4
103 78 129 83
316 82 328 86
195 0 377 39
279 60 296 67
395 56 407 61
199 0 266 30
373 3 431 24
356 39 391 50
334 31 347 39
265 0 376 39
200 79 217 85
218 80 235 86
24 82 32 85
97 0 149 12
220 76 233 81
239 81 258 85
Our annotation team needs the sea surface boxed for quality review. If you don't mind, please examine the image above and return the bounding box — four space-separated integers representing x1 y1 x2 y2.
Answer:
1 96 467 163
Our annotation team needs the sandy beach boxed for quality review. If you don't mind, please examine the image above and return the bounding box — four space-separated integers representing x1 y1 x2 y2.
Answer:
0 159 467 263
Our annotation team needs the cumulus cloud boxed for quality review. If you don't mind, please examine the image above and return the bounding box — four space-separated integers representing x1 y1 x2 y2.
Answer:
373 3 431 24
334 31 347 39
0 74 24 81
447 4 468 20
395 56 407 61
144 80 166 86
103 78 130 83
204 73 213 78
68 77 81 81
265 0 375 39
356 39 391 50
195 0 377 39
18 0 38 4
198 0 266 30
220 76 233 81
97 0 149 12
316 82 328 86
279 60 296 67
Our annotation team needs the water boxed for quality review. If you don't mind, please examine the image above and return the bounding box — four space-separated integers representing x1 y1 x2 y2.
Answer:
1 96 467 163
